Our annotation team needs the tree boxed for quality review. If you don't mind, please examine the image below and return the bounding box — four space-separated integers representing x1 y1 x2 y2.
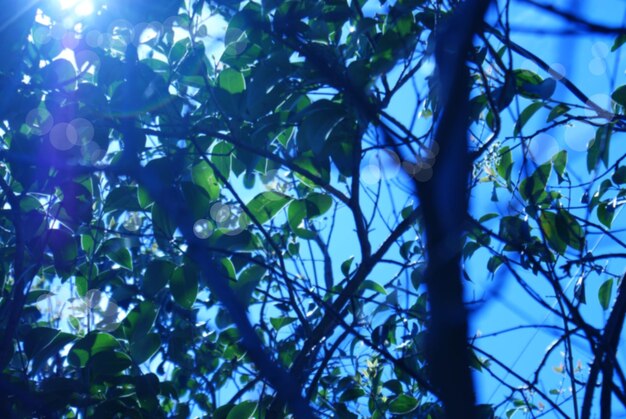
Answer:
0 0 625 417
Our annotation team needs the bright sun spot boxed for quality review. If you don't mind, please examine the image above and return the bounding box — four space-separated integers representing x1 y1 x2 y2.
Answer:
59 0 94 17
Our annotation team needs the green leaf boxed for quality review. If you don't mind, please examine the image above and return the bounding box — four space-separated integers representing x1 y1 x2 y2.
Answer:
137 186 153 208
539 211 567 255
211 141 232 178
23 327 61 359
340 387 365 402
612 34 626 51
212 229 259 251
496 146 513 183
42 58 76 91
98 238 133 271
233 265 265 306
519 162 551 203
499 216 531 247
383 379 404 395
103 186 141 213
514 69 543 85
587 125 612 172
120 301 158 341
75 276 87 297
80 234 94 254
612 85 626 107
555 210 585 251
286 193 333 239
547 104 570 122
218 68 246 94
226 401 257 419
152 203 177 240
296 99 345 154
169 38 190 66
293 155 329 187
26 290 52 305
469 349 484 372
590 180 613 210
463 242 481 259
341 256 355 276
304 193 333 218
191 161 220 200
220 3 266 67
410 266 425 290
171 264 198 309
270 316 297 331
218 258 236 280
327 126 355 177
388 394 419 414
552 150 567 183
598 279 614 310
359 280 387 295
68 332 119 368
130 333 161 364
244 191 292 225
22 210 46 243
612 166 626 184
178 45 207 77
68 315 80 330
598 201 616 228
287 200 315 239
469 94 488 121
48 229 78 278
143 260 175 296
514 69 555 99
181 181 213 220
88 350 132 376
30 331 76 373
514 102 542 136
487 255 504 273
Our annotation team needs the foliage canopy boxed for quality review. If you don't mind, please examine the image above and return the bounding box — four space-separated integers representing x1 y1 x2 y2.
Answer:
1 0 626 418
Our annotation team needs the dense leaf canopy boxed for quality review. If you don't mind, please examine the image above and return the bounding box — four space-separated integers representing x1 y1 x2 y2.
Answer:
1 0 626 418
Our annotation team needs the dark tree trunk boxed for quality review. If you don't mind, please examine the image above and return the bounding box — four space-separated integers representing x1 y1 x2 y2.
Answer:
414 1 490 417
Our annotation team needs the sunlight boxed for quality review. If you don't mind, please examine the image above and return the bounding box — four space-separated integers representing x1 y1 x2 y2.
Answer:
59 0 94 16
59 0 80 9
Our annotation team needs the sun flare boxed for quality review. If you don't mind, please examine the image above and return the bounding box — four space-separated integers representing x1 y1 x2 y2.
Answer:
59 0 94 17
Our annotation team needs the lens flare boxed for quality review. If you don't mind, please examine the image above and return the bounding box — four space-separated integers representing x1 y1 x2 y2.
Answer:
59 0 95 17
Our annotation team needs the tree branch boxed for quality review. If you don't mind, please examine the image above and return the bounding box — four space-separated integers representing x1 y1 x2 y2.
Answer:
120 161 315 419
407 1 491 416
581 274 626 419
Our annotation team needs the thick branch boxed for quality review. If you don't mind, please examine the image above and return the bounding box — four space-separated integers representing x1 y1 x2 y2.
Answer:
582 274 626 419
409 1 490 417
